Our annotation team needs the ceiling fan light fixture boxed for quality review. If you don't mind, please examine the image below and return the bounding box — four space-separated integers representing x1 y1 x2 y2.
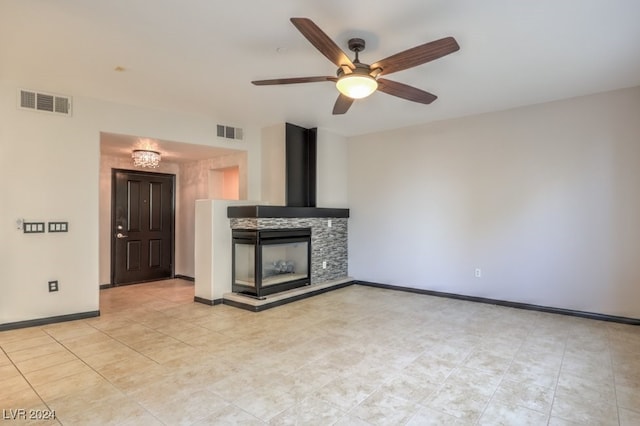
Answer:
132 149 161 168
253 18 459 114
336 73 378 99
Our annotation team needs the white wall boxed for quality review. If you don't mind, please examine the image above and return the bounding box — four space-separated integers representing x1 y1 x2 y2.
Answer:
194 199 258 302
260 123 286 206
1 83 100 324
0 79 261 325
347 86 640 319
317 128 348 208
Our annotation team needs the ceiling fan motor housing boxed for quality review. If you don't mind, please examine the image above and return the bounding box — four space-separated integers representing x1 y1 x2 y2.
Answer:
336 62 371 78
347 38 366 53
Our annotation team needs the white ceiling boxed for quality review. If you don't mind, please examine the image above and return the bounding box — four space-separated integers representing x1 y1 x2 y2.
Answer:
99 132 243 163
2 0 639 138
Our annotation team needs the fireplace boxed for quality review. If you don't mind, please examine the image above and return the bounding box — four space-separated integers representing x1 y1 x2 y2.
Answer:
232 228 311 298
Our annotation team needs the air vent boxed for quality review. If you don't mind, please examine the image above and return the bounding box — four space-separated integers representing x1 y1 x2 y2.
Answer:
18 89 72 116
217 124 243 141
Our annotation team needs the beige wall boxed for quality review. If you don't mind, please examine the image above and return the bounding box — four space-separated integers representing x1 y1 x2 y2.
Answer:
0 79 260 325
210 167 240 200
178 152 248 278
347 86 640 319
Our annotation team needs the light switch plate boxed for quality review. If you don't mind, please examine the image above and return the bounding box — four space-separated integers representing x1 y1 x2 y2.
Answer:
23 222 45 233
48 222 68 233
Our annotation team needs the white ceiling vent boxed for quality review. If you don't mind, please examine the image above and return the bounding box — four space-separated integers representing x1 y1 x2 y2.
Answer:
18 89 72 116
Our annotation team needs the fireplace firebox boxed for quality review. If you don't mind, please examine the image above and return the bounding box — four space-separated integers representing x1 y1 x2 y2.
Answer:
232 228 311 298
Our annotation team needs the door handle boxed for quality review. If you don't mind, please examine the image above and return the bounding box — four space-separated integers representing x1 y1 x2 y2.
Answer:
116 232 128 239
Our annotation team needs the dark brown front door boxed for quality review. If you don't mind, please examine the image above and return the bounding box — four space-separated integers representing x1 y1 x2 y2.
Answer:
112 169 175 285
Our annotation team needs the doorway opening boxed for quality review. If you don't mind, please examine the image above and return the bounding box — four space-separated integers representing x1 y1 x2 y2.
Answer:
111 169 175 286
99 131 249 289
209 166 240 200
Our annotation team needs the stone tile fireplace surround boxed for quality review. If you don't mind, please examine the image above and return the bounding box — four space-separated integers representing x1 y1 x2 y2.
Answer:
224 205 350 309
230 217 348 284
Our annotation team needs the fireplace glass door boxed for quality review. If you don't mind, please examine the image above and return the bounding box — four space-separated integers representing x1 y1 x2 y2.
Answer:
232 228 311 298
261 241 309 287
233 242 256 288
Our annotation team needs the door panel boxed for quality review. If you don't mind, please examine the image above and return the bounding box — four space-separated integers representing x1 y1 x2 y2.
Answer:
126 241 142 271
149 239 162 268
149 182 163 231
128 180 141 231
113 170 174 285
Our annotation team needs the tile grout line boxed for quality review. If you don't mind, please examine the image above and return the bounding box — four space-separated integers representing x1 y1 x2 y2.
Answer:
607 327 622 426
474 326 530 424
478 332 529 424
41 323 167 426
83 319 170 364
0 334 63 425
76 308 266 424
546 330 568 425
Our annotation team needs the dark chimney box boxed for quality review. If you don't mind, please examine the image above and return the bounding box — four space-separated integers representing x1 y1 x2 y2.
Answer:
285 123 317 208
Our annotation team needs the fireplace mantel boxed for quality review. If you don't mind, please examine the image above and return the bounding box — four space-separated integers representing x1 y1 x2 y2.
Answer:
228 205 349 219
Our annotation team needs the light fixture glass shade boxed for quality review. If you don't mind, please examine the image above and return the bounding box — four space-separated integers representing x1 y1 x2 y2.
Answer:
132 150 161 168
336 74 378 99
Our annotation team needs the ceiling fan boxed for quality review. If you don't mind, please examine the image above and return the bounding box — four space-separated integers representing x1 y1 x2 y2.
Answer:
252 18 460 115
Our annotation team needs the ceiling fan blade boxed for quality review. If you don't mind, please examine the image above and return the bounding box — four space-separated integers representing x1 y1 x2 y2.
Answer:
372 37 459 76
377 78 437 104
332 94 354 115
290 18 354 69
252 76 337 85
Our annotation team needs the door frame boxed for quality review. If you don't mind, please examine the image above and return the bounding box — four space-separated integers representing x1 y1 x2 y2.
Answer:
110 168 176 286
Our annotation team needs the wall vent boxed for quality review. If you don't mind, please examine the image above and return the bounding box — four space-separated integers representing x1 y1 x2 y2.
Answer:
18 89 72 116
217 124 243 141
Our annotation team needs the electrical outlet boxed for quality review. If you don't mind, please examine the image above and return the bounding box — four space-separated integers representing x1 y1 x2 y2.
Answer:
48 280 59 292
327 219 332 228
474 268 482 278
322 261 327 269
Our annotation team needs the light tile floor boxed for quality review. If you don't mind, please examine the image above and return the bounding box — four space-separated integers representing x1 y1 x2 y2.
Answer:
1 279 639 425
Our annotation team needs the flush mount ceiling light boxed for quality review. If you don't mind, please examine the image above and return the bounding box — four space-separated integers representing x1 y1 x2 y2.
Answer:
132 149 161 168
